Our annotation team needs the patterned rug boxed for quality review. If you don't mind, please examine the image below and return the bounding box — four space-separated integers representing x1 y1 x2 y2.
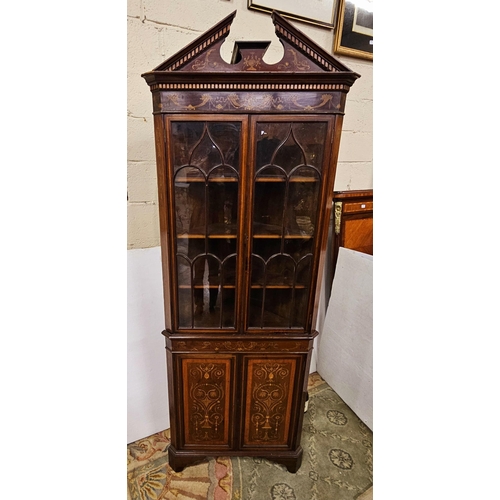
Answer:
127 373 373 500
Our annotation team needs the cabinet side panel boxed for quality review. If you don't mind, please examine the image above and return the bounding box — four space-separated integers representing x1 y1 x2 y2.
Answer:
312 114 344 330
154 113 172 329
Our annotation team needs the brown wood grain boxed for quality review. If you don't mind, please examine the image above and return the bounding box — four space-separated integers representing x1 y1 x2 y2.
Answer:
180 356 234 448
344 218 373 255
143 10 359 473
243 358 297 447
330 189 373 290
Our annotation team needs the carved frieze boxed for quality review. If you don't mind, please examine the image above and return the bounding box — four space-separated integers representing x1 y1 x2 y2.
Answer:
173 339 308 353
153 90 345 114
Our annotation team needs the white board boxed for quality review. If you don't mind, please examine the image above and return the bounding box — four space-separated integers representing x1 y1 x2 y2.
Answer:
317 247 373 430
127 247 169 443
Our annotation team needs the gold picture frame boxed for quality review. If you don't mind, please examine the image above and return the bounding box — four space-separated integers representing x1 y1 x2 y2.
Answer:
334 0 373 61
248 0 338 29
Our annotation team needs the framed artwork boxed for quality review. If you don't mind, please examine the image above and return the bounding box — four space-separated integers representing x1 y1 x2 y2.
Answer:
334 0 373 60
248 0 338 29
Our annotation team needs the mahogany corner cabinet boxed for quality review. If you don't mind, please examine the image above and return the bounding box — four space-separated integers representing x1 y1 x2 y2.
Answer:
142 10 359 473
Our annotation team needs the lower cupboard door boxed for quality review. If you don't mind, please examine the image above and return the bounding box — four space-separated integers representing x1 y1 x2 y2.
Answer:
178 355 235 448
242 356 300 448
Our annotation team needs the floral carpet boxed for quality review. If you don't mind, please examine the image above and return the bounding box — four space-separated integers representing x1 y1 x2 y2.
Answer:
127 372 373 500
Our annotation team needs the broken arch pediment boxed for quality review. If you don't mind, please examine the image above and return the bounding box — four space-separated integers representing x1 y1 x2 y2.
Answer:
150 10 355 75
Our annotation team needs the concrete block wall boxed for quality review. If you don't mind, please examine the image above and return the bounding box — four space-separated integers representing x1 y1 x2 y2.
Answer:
127 0 373 249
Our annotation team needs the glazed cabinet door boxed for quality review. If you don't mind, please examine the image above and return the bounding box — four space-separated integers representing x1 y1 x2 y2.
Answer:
241 356 304 449
176 355 236 449
166 116 248 331
244 116 335 332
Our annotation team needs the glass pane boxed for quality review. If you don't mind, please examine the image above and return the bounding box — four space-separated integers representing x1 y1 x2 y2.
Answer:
254 167 286 236
207 174 238 237
296 255 313 288
249 120 327 330
207 122 240 169
175 168 205 236
221 254 237 287
172 121 241 329
249 288 295 329
265 255 295 286
286 167 321 237
171 122 205 167
291 289 309 326
255 122 326 174
255 122 290 170
290 123 326 170
189 133 221 174
272 132 305 173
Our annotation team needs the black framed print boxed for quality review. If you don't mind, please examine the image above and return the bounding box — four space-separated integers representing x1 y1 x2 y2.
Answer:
334 0 373 60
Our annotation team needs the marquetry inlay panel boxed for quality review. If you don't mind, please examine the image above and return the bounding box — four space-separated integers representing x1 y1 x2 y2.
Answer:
243 358 297 447
181 357 233 446
172 339 309 353
153 90 345 114
274 24 336 72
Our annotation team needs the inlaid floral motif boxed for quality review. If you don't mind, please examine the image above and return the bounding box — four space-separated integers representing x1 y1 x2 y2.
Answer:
128 373 373 499
188 362 226 442
246 361 294 444
159 91 342 113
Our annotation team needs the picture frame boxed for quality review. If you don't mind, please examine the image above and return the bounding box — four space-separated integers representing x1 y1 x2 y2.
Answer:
248 0 338 29
334 0 373 60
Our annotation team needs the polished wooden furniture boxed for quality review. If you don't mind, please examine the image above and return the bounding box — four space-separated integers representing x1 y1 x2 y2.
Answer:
332 189 373 281
142 10 359 473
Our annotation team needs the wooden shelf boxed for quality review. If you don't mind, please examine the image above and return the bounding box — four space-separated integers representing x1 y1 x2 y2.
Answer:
253 234 313 239
177 233 311 239
255 176 319 183
251 284 306 289
179 285 236 289
175 177 238 183
175 176 318 183
177 234 237 239
179 285 306 289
